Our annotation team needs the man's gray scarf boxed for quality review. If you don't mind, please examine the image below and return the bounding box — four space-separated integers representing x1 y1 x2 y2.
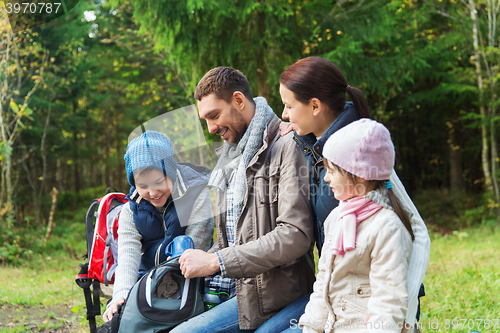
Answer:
208 97 275 222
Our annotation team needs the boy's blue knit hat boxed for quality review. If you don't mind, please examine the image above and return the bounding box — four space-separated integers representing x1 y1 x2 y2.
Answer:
124 130 178 186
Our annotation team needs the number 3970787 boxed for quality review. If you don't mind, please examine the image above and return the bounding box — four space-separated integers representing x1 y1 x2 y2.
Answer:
4 2 62 14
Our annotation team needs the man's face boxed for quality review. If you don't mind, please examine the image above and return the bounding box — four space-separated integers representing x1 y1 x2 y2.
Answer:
197 93 248 144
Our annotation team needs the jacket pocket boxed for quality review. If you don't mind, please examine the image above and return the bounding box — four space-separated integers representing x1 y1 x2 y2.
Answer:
257 263 303 315
355 284 371 298
254 169 279 206
332 297 368 330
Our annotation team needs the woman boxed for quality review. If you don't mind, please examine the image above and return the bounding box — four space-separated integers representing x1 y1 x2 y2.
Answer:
279 56 370 256
102 130 214 322
256 57 429 332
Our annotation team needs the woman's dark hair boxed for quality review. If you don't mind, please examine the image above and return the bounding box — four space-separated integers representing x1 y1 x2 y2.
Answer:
280 56 370 119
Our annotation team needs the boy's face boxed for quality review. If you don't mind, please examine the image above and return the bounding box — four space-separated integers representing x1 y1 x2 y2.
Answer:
134 169 172 207
323 160 359 202
197 93 248 144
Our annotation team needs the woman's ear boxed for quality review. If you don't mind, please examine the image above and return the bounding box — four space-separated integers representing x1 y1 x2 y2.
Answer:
311 98 322 116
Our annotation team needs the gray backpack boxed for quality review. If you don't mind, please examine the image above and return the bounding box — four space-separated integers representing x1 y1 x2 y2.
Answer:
113 256 205 333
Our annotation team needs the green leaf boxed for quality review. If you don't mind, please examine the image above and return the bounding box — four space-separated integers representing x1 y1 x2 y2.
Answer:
9 99 19 113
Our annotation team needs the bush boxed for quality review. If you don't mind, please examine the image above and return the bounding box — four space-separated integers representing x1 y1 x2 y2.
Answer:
413 188 497 232
58 185 108 214
0 186 107 266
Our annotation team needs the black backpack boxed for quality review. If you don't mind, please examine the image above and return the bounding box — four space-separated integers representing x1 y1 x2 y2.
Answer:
102 256 205 333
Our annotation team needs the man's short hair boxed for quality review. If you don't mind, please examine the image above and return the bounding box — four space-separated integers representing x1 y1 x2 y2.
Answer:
194 67 255 105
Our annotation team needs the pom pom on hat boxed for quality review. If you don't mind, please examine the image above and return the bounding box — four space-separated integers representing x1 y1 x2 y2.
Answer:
322 119 394 181
124 131 178 186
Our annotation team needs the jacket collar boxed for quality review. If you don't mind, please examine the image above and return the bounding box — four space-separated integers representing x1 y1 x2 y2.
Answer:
248 114 280 167
294 133 317 150
214 113 280 159
313 101 360 157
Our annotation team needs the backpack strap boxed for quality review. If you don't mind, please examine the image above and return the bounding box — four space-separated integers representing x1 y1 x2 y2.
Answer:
104 234 111 286
88 279 101 333
76 262 101 333
85 200 100 258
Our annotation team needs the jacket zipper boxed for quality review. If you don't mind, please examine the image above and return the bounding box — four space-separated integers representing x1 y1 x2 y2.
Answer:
294 135 323 184
155 200 173 265
340 297 368 314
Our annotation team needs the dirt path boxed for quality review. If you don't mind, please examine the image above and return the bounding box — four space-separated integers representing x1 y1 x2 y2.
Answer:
0 304 81 332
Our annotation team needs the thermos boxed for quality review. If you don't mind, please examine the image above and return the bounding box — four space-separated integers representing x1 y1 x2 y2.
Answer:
203 288 221 311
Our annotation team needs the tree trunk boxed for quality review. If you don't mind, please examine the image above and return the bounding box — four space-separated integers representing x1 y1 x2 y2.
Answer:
72 101 80 193
105 122 111 186
20 143 40 226
256 50 270 102
486 0 500 217
489 109 500 210
448 123 465 193
4 154 13 225
35 98 52 226
255 6 270 102
0 158 4 210
56 158 63 192
45 187 59 241
469 0 494 193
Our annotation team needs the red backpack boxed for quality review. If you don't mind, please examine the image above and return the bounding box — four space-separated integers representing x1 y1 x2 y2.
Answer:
76 189 128 333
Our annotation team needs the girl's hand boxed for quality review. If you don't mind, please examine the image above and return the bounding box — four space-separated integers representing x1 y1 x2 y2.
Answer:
401 321 407 333
103 297 125 322
279 122 295 136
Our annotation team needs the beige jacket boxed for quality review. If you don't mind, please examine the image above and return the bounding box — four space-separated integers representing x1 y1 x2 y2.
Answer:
300 206 413 333
209 115 315 329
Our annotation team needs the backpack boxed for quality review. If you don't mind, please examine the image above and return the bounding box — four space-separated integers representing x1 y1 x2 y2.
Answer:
76 188 128 333
113 256 205 333
96 236 205 333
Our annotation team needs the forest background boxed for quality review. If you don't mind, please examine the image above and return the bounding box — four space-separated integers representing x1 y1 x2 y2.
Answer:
0 0 499 332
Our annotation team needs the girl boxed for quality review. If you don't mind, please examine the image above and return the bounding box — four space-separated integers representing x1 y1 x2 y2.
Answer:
102 130 214 322
297 118 414 332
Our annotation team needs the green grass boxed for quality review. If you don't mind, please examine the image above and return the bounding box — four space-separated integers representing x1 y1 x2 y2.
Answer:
419 226 500 333
0 257 103 332
0 224 499 332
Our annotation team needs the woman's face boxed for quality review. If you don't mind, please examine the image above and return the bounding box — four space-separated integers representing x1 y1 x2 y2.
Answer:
134 169 172 207
279 84 316 136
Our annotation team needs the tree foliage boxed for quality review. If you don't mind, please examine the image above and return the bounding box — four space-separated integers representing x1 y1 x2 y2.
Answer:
1 0 500 246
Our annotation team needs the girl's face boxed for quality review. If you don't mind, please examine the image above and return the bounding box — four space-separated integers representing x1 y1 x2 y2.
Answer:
134 169 172 207
279 84 316 136
323 160 362 201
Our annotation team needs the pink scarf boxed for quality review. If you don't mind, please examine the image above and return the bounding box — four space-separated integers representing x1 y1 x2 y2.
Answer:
332 197 383 256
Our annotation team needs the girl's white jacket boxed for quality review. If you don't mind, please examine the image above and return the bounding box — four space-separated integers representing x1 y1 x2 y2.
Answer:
300 182 430 333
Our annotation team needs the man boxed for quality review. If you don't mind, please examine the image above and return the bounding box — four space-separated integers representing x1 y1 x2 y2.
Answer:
172 67 315 332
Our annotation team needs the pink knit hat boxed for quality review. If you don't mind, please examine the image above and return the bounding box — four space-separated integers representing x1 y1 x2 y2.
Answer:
322 119 394 180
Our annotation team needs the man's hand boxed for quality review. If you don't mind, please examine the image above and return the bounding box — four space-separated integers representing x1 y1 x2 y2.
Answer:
279 121 295 136
179 249 220 279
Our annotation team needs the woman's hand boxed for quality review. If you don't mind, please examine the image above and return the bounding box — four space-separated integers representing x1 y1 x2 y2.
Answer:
103 297 125 322
279 122 295 136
